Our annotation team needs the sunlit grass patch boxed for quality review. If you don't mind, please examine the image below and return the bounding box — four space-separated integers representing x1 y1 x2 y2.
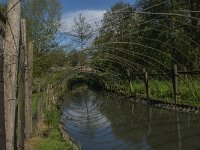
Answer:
37 129 73 150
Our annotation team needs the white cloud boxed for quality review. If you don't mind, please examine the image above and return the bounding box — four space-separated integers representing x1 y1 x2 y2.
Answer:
61 9 106 32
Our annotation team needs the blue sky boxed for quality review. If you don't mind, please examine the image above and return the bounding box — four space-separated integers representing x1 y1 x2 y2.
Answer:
60 0 136 13
0 0 136 31
60 0 136 31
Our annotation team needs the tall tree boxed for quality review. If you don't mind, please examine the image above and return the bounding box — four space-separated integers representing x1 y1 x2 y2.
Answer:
23 0 62 76
92 0 200 78
68 14 94 66
94 1 135 75
71 14 94 49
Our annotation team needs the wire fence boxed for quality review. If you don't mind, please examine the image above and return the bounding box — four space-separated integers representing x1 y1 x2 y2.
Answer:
0 1 200 148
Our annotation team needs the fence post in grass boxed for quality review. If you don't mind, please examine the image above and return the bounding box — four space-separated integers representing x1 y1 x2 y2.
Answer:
184 66 188 84
127 69 133 93
4 0 21 149
25 42 33 139
143 68 149 98
0 15 6 150
184 67 187 78
18 19 26 150
173 65 178 104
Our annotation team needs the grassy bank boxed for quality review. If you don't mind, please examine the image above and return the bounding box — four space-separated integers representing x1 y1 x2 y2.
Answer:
37 105 72 150
25 103 73 150
25 76 73 150
107 78 200 107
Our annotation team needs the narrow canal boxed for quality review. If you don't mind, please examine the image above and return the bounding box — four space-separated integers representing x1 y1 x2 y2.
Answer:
61 87 200 150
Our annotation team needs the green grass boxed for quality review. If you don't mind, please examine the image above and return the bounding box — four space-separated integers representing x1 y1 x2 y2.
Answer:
32 91 48 119
37 129 72 150
36 105 73 150
110 78 200 107
31 93 39 118
44 105 60 128
30 83 73 150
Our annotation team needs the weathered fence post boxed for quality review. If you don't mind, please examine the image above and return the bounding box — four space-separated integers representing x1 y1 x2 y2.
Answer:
4 0 21 149
173 65 178 104
126 69 133 93
184 67 187 79
17 19 26 150
25 42 33 139
0 13 6 150
143 68 149 98
184 66 189 84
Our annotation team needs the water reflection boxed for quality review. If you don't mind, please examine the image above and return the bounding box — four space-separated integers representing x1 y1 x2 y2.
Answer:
61 88 200 150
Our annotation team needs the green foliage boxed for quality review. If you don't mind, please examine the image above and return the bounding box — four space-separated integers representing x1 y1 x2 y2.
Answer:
83 0 200 106
23 0 63 77
24 0 61 53
31 93 39 118
33 49 70 77
110 78 200 107
45 105 60 129
92 0 200 77
30 79 73 150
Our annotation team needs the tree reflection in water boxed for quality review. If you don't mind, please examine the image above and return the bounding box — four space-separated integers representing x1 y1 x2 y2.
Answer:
61 88 200 150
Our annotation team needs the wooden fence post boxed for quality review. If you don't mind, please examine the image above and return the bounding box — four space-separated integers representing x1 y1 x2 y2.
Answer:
184 66 189 84
126 69 133 93
25 42 33 139
0 18 6 150
3 0 21 149
173 65 178 104
184 67 187 79
17 19 26 150
143 68 149 98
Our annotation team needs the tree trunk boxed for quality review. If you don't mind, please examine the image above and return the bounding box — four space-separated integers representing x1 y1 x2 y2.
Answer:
3 0 21 149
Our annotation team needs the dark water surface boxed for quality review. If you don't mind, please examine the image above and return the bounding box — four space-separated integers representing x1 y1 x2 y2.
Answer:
61 88 200 150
